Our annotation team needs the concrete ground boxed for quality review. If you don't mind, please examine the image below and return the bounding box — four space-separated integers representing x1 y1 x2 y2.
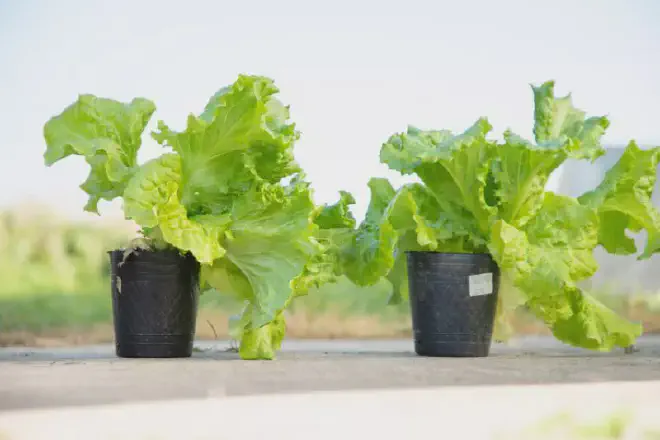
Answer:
1 336 660 439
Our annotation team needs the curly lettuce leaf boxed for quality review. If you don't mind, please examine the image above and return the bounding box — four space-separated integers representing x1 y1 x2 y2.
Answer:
492 192 599 343
342 178 471 303
313 191 357 230
198 179 321 359
487 81 635 347
532 80 609 161
200 257 252 301
234 190 359 360
578 141 660 259
43 95 156 213
226 187 358 306
202 258 284 359
492 132 567 228
122 154 228 263
228 304 287 361
222 180 317 327
380 118 496 240
341 178 398 287
492 273 527 342
152 75 300 216
489 193 642 350
494 83 610 228
204 188 358 360
385 251 409 305
522 193 600 281
296 191 358 292
239 315 286 360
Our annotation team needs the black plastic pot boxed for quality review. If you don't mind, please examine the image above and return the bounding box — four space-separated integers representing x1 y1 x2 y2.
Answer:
109 249 200 358
406 251 500 357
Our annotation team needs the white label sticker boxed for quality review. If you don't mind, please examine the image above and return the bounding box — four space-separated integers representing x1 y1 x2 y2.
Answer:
469 273 493 297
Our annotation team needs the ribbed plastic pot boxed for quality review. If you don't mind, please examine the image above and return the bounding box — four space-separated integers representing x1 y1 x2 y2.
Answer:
109 249 200 358
406 251 500 357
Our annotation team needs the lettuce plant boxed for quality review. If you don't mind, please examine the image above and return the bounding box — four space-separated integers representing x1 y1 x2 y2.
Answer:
43 75 354 359
343 80 659 351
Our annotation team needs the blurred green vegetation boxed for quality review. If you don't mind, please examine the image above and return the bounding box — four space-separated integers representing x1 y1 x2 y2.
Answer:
0 207 410 338
0 206 658 342
0 207 125 332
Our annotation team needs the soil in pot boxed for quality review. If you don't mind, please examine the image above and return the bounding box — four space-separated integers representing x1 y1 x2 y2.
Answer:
109 248 200 358
406 251 500 357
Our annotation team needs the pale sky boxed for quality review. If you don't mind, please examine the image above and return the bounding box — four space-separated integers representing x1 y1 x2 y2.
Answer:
1 0 659 222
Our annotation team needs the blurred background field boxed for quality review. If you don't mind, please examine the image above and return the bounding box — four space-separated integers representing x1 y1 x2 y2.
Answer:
0 204 414 346
1 196 659 347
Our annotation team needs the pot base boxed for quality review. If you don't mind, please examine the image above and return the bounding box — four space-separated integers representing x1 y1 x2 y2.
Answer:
413 337 492 357
115 334 194 358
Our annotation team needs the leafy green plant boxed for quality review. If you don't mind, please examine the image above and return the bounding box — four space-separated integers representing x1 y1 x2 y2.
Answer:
343 80 659 351
42 74 354 359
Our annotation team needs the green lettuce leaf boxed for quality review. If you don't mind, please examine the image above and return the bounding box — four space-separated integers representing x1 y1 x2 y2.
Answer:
198 179 318 359
200 257 252 302
492 273 527 342
238 313 286 360
492 132 567 228
298 190 358 292
228 304 287 361
494 82 610 228
521 193 600 281
313 191 357 230
151 74 300 216
578 141 660 259
221 179 318 327
122 154 228 263
532 80 609 161
380 118 496 240
385 251 409 305
486 80 633 345
207 188 359 360
342 178 398 286
342 178 471 303
489 193 642 350
43 94 156 212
